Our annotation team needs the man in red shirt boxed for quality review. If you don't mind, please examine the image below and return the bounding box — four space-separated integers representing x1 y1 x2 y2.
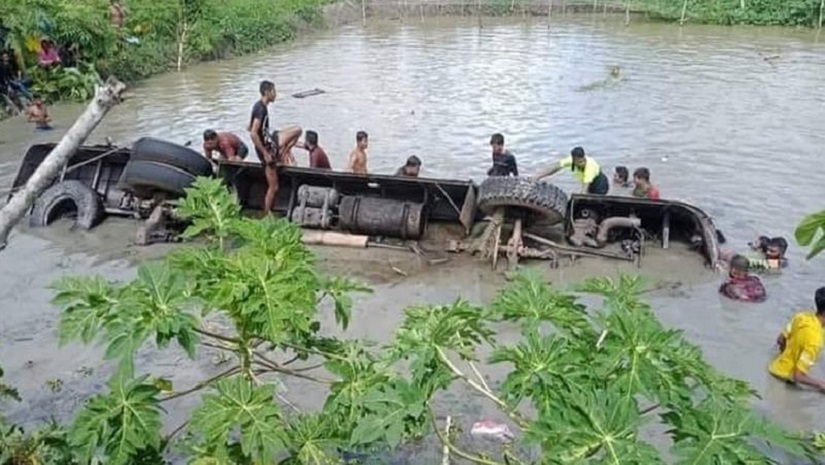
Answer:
296 130 331 169
202 129 249 161
632 167 660 200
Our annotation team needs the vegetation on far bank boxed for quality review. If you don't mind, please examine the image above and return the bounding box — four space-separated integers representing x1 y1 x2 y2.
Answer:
0 0 327 105
0 178 819 464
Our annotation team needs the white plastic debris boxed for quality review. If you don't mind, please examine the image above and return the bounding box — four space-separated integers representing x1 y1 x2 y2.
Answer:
470 420 515 442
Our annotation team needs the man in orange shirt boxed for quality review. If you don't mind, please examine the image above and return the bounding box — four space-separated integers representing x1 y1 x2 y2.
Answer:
632 167 660 200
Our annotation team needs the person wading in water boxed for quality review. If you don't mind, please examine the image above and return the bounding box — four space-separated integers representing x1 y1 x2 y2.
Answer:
533 146 609 195
248 80 302 214
769 287 825 392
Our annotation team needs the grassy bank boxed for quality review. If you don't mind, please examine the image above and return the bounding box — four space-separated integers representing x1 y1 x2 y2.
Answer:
0 0 328 106
366 0 824 27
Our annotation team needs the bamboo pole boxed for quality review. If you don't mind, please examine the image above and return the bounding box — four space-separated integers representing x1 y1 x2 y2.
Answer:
361 0 367 26
624 0 630 25
0 77 127 250
679 0 688 25
819 0 824 29
547 0 552 24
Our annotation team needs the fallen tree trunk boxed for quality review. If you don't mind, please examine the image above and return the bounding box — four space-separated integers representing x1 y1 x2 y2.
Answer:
0 76 127 251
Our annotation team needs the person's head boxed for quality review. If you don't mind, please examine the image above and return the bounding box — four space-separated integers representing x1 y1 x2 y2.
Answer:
765 236 788 259
0 50 9 63
259 80 276 103
490 133 505 156
633 167 651 186
403 155 421 176
571 146 586 169
40 39 53 50
749 235 770 252
729 254 749 279
613 166 628 185
203 129 219 150
305 130 318 149
356 131 369 149
31 94 43 105
816 287 825 315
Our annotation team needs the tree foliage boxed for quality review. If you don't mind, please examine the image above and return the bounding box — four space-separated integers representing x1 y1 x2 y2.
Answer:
0 178 813 463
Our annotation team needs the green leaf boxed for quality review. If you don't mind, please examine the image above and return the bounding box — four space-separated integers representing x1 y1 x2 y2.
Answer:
190 377 286 463
805 235 825 260
282 414 343 464
69 374 163 465
349 378 426 449
795 210 825 246
52 275 120 346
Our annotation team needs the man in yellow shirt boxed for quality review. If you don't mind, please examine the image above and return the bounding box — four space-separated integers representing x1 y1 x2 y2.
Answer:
534 146 609 194
769 287 825 391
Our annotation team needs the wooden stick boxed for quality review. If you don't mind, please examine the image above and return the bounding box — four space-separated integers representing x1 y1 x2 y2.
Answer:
441 416 452 465
0 77 127 250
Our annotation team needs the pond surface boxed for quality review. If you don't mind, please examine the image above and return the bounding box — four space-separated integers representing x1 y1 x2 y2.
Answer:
1 14 825 458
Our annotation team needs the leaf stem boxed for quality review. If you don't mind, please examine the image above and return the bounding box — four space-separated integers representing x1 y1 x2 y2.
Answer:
468 361 491 392
194 327 240 344
435 346 529 428
428 406 504 465
279 340 348 361
160 365 240 402
251 358 335 384
163 419 189 446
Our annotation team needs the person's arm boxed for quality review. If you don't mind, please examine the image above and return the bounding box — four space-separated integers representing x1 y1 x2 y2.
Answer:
776 333 787 352
294 141 307 150
509 155 518 177
792 340 825 391
534 161 563 181
202 142 212 159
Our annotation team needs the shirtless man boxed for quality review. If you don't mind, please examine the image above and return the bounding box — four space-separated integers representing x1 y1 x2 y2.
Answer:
202 129 249 161
248 80 302 214
347 131 369 174
25 95 51 129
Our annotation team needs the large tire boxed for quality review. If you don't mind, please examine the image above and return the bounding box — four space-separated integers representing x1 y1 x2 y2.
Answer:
131 137 214 177
30 180 104 229
120 160 196 197
477 176 568 225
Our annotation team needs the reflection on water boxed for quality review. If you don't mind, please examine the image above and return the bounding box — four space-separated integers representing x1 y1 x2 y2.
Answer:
1 15 825 439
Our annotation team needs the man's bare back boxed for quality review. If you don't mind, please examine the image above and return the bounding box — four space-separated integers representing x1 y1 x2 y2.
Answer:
26 101 51 129
348 147 368 174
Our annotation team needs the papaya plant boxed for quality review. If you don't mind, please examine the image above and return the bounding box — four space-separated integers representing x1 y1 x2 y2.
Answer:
5 177 798 464
796 210 825 259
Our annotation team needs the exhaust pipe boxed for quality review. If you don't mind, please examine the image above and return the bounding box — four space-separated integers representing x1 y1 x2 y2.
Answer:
595 216 641 247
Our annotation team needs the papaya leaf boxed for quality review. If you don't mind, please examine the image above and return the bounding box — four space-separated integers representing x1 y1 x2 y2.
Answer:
52 275 121 346
349 379 426 449
319 275 372 331
175 177 243 243
189 377 286 464
282 414 344 464
69 374 163 465
794 210 825 246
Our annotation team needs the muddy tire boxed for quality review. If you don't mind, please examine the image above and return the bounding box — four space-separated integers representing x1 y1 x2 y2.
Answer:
30 180 104 229
120 160 196 197
131 137 214 177
477 176 569 225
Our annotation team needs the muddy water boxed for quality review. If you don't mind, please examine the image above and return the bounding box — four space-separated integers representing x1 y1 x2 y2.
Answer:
1 14 825 456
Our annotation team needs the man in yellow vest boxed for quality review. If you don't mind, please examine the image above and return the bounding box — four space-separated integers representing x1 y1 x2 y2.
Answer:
769 287 825 391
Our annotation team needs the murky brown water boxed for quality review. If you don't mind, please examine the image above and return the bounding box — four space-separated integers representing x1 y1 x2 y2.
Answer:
1 14 825 458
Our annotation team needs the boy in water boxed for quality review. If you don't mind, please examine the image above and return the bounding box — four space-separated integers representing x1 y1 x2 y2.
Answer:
487 133 518 177
395 155 421 177
613 166 631 188
25 95 51 129
632 167 660 199
347 131 369 174
719 236 788 273
719 254 767 303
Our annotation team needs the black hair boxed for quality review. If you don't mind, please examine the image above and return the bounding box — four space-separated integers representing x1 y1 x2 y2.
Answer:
816 287 825 314
405 155 421 167
490 133 504 146
356 131 368 142
769 236 788 254
633 167 651 182
259 80 275 95
305 130 318 146
730 254 749 271
752 235 770 252
571 146 585 158
614 166 628 182
203 129 218 141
